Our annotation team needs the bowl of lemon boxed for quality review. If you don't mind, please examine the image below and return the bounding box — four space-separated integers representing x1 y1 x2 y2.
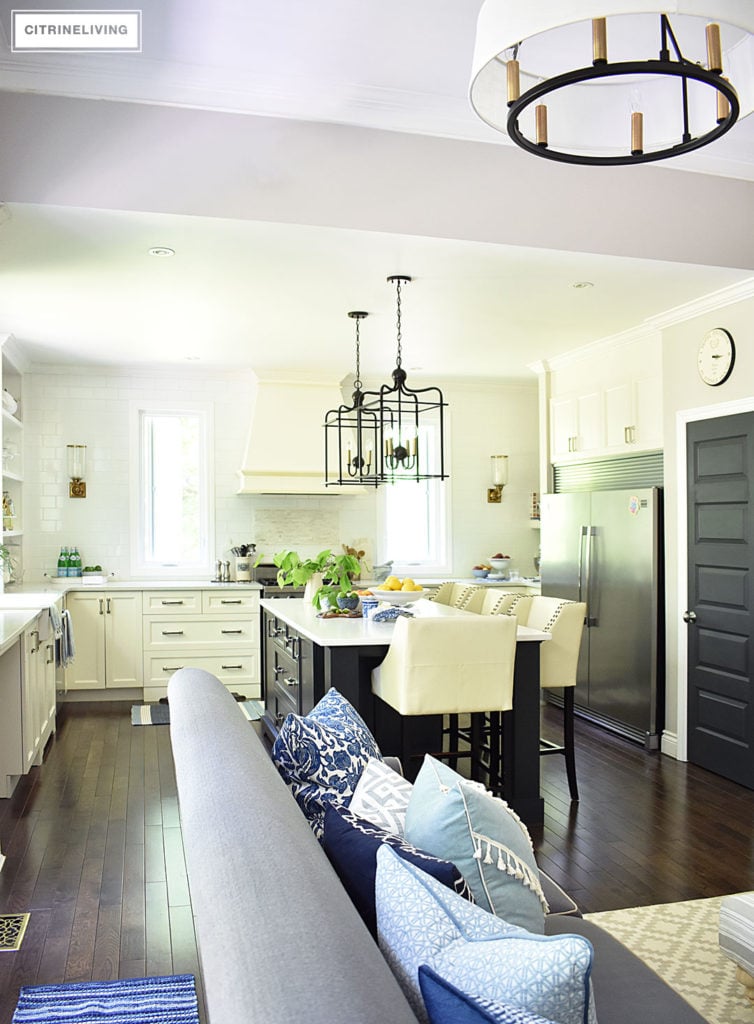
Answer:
372 575 425 605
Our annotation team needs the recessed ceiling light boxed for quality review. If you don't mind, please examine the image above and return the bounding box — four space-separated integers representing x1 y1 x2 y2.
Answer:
572 281 594 289
148 246 175 258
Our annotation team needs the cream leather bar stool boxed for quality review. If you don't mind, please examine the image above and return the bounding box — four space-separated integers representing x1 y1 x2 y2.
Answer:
464 588 518 615
428 581 479 609
371 614 517 780
524 596 587 802
452 590 532 782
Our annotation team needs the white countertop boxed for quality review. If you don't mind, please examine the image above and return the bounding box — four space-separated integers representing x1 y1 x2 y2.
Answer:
6 579 262 595
0 609 49 656
260 597 549 648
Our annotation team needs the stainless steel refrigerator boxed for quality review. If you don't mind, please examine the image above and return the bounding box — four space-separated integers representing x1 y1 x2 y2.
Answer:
540 487 663 748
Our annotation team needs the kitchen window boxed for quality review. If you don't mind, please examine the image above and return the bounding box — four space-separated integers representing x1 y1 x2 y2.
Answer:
130 403 214 577
376 424 451 577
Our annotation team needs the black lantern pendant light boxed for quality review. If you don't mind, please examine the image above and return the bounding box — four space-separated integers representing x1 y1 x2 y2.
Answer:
324 311 382 487
324 277 449 487
361 275 448 484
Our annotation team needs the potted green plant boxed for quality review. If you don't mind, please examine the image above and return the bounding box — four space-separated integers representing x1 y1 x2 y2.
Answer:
265 548 362 612
316 551 363 612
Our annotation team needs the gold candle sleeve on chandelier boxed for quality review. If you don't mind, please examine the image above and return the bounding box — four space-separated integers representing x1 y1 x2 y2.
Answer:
706 23 723 72
717 79 730 123
535 104 548 146
631 111 643 155
592 17 607 64
506 58 520 104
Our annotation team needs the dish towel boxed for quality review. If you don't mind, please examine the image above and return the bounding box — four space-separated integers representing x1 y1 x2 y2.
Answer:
48 602 63 638
56 608 75 667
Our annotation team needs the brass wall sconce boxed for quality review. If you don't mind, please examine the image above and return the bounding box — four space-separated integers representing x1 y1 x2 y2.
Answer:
67 444 87 498
487 454 509 503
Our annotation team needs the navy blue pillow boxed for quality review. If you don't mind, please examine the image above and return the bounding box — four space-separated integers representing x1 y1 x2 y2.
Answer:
418 966 557 1024
322 805 474 937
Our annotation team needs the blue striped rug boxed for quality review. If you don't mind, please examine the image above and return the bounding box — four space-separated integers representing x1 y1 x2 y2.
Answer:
12 973 199 1023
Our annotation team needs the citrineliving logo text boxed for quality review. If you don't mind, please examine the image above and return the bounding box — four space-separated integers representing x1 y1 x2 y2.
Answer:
11 10 141 52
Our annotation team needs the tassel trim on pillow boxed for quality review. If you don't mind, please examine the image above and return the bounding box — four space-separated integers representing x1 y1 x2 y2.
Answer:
471 830 549 914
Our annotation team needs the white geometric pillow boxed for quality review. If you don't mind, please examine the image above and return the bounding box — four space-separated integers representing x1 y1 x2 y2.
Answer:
375 845 597 1024
349 757 413 835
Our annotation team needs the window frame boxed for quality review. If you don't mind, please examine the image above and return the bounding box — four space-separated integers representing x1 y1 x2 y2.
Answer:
129 400 215 579
375 422 452 578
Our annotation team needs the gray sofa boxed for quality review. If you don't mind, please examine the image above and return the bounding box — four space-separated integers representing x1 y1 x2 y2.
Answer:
168 668 707 1024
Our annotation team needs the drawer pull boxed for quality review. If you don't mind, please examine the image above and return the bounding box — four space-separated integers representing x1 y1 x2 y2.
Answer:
162 665 184 672
161 600 185 605
273 665 285 675
161 630 185 636
221 664 243 670
221 599 243 605
221 629 243 634
284 677 297 687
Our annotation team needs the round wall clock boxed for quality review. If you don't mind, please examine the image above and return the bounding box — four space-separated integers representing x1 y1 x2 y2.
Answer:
698 328 735 386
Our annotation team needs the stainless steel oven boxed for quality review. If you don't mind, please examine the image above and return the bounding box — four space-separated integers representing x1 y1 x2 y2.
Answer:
253 561 305 599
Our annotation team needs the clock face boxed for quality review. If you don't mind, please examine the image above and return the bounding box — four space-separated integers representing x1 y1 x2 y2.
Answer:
698 328 735 386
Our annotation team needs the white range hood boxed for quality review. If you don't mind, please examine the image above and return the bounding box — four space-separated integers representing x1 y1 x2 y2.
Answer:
237 378 353 495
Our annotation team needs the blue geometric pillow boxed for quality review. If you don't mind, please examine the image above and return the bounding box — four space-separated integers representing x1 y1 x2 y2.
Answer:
375 846 596 1024
271 687 381 838
322 804 474 937
418 967 558 1024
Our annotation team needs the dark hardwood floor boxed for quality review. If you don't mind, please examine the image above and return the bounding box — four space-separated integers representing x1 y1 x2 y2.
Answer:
0 702 206 1024
2 699 754 1022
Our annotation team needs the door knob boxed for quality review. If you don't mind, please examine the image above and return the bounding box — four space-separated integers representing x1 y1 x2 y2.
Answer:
683 610 697 624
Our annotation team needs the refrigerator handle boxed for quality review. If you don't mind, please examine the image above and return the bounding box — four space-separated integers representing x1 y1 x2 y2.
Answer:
577 525 588 603
584 525 598 626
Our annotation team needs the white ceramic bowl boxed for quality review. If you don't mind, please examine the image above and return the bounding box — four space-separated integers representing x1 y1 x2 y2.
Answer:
471 568 489 578
371 589 425 605
489 558 510 572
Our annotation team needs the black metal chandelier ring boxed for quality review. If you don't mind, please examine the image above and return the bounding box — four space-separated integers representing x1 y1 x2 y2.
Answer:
506 60 740 166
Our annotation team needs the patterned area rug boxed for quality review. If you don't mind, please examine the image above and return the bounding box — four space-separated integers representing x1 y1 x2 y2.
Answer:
586 895 754 1024
12 973 199 1022
131 699 263 726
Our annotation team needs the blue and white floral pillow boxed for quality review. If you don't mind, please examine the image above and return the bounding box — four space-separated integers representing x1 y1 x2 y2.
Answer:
272 687 381 838
375 845 597 1024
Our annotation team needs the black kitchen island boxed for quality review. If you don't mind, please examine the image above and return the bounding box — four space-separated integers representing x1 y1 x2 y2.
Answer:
260 597 549 825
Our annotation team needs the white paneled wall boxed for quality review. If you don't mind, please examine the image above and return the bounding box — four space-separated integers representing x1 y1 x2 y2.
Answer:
22 365 378 580
21 367 539 582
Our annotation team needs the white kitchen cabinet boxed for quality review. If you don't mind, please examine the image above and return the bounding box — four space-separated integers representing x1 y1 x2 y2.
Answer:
547 333 663 464
550 391 603 458
0 612 57 797
604 376 663 451
64 590 143 690
142 588 260 702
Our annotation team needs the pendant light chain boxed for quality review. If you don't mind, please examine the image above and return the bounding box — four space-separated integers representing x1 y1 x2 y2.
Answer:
394 276 403 369
354 314 362 391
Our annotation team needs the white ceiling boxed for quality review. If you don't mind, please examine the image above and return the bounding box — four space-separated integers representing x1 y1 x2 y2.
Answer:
0 0 753 381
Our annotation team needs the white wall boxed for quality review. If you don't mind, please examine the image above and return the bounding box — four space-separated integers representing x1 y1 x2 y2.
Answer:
444 380 540 580
20 366 540 583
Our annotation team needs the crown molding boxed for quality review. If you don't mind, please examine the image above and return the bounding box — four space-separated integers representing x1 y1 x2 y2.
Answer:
535 275 754 372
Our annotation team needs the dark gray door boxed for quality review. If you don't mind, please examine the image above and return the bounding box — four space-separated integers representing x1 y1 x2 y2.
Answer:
687 412 754 788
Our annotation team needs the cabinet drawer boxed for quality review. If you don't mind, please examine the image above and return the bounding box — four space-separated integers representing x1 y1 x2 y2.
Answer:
144 591 202 614
144 652 260 690
268 682 297 731
143 616 258 649
202 590 260 614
